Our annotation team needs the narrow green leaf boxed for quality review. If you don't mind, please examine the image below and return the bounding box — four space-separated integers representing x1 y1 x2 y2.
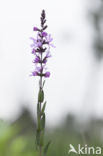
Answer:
37 102 40 116
41 113 45 130
36 129 40 146
38 89 44 103
37 115 41 131
41 102 46 114
43 80 46 87
44 140 51 155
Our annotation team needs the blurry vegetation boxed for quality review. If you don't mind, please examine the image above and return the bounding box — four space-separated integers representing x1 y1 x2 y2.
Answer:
81 0 103 117
90 0 103 60
0 109 103 156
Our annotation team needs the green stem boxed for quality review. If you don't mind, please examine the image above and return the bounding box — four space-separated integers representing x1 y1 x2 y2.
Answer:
37 29 44 156
39 46 43 156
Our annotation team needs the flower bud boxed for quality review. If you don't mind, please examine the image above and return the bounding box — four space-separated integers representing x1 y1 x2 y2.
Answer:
33 27 39 31
45 72 50 78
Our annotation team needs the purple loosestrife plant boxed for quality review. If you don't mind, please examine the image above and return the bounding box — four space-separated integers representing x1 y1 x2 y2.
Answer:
30 10 54 156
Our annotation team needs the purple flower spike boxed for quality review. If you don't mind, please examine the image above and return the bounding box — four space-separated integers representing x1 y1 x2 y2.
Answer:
30 10 54 78
45 72 50 78
33 27 39 31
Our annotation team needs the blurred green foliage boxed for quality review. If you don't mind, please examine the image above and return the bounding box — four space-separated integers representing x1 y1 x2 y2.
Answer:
0 110 103 156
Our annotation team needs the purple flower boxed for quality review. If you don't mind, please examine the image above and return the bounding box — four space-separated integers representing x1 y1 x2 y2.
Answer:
42 58 47 64
45 34 55 48
44 72 50 78
30 37 37 47
35 66 43 73
37 40 42 47
46 50 51 58
32 48 36 54
42 51 51 64
30 37 42 48
32 71 38 76
46 34 53 42
42 32 47 37
33 56 40 63
33 27 39 31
